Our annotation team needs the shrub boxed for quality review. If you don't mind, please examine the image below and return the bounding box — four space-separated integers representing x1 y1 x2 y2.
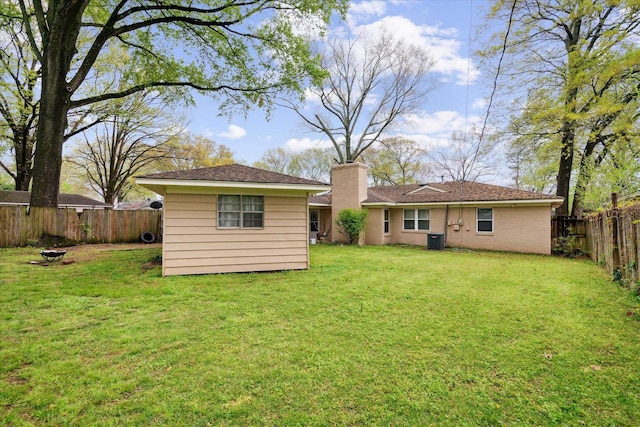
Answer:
335 208 368 245
553 235 585 258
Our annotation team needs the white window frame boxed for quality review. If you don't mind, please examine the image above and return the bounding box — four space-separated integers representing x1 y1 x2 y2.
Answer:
403 209 429 231
384 209 390 234
476 208 493 233
217 195 264 229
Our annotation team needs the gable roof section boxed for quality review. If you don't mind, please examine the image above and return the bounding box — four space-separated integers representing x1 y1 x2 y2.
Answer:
136 164 331 193
309 181 563 206
0 190 112 208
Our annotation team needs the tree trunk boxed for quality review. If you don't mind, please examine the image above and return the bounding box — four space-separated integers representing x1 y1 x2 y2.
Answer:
13 133 32 191
30 0 88 207
29 68 72 207
570 142 596 218
555 120 575 216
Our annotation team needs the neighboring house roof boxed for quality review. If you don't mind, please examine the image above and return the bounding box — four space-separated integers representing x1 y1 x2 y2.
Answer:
310 181 564 207
0 190 112 209
136 164 331 193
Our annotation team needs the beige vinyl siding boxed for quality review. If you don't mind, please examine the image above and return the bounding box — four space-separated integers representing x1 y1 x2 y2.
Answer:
162 192 309 276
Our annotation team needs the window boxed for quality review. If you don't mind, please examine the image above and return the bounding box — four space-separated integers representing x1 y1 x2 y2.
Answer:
384 209 390 234
477 208 493 233
403 209 429 231
218 195 264 228
310 210 319 232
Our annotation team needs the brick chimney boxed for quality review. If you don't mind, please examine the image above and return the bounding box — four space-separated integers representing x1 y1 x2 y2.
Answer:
331 162 369 243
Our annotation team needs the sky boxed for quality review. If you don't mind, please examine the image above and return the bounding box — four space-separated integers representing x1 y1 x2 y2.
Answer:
184 0 493 169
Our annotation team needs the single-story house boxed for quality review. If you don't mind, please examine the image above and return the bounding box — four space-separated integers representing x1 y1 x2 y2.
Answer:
310 163 564 254
0 190 112 210
135 164 330 276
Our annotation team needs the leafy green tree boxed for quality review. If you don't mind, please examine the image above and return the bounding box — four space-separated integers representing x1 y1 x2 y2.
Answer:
0 172 13 190
335 208 368 245
159 133 235 172
288 147 333 182
482 0 640 216
0 16 39 191
361 137 429 186
254 146 334 182
4 0 346 207
253 147 294 175
0 22 140 192
506 136 557 194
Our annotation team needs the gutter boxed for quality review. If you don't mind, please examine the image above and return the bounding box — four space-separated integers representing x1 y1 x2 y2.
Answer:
362 198 565 208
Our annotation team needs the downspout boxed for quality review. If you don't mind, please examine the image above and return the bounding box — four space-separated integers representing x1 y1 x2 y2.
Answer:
444 204 449 246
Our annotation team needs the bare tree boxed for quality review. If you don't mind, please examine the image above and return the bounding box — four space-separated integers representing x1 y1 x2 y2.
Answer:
65 92 178 205
284 28 437 163
430 128 494 183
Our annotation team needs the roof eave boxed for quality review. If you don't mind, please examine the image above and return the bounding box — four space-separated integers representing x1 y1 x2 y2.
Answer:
135 177 331 194
362 198 565 207
59 204 111 209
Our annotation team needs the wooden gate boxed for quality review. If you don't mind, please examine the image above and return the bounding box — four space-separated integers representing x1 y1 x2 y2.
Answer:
551 216 587 254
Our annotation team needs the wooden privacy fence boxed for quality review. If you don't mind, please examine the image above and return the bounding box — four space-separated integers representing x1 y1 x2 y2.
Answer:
0 207 161 248
586 204 640 287
551 216 587 253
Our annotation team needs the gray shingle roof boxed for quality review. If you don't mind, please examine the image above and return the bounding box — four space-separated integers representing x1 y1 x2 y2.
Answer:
309 181 561 205
138 164 328 186
0 190 112 208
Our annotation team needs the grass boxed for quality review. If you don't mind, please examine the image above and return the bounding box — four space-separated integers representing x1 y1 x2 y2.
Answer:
1 244 639 425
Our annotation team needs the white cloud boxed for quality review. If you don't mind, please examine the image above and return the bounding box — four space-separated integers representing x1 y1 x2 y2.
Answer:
472 97 488 110
303 87 322 106
347 1 387 25
285 137 332 152
353 16 479 85
394 110 483 150
217 124 246 140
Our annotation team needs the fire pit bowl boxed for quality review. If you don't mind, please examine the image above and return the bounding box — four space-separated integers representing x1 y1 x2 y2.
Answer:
40 250 67 262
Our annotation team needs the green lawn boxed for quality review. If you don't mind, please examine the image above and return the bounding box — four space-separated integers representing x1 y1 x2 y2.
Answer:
1 244 639 425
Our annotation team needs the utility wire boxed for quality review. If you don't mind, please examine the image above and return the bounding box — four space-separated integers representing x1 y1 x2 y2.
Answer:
477 0 518 146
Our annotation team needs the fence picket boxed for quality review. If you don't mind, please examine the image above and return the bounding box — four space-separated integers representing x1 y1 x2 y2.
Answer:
586 205 640 288
0 207 161 247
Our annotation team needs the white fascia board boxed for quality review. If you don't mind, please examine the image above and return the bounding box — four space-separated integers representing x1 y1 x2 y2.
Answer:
135 178 331 193
361 202 396 207
309 202 331 207
362 198 565 208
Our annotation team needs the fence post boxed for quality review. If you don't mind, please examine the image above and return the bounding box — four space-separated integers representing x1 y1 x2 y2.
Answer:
611 193 621 278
